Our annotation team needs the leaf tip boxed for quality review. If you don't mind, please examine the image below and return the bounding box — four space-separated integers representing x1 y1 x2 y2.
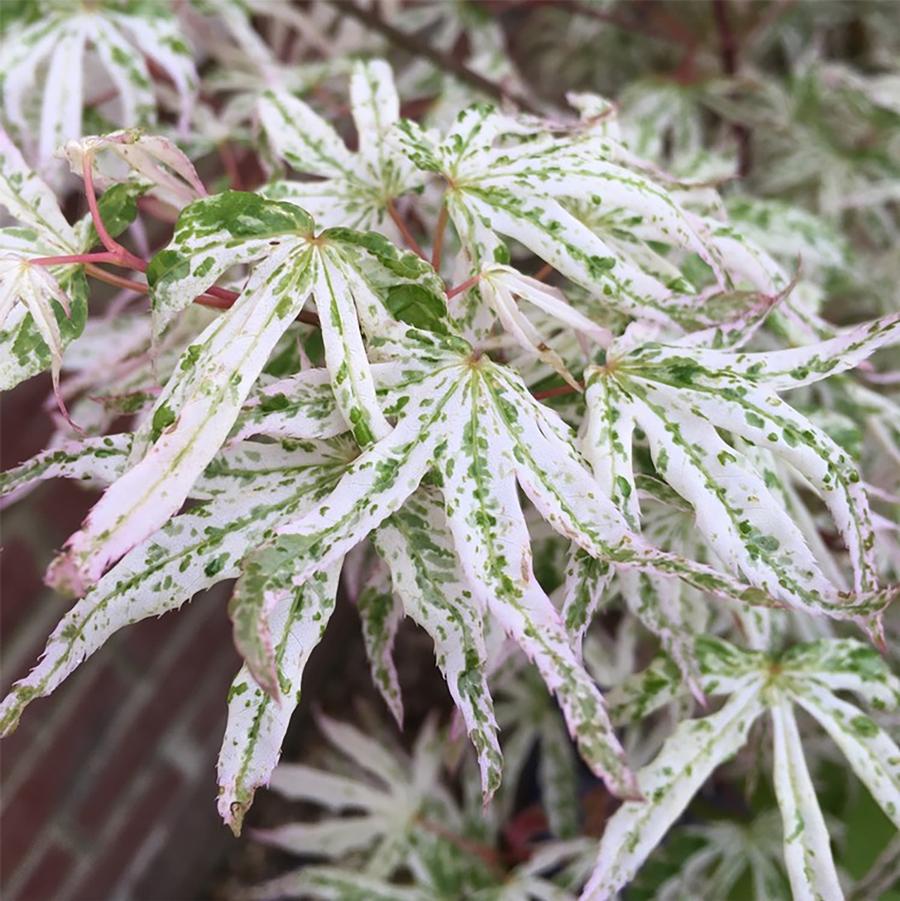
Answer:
44 549 89 598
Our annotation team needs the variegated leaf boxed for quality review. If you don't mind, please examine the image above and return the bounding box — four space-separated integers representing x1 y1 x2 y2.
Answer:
146 190 316 334
393 103 732 327
232 334 783 802
0 131 87 389
605 654 684 726
582 680 766 900
0 3 196 169
787 685 900 830
436 372 637 799
46 243 317 597
148 190 434 441
0 433 132 504
373 488 502 798
561 547 613 651
538 713 580 839
779 638 900 711
356 557 404 727
229 367 462 691
231 368 348 444
218 563 340 834
478 263 610 387
0 439 350 735
48 189 444 596
259 60 424 238
582 315 900 623
769 697 843 901
62 131 206 213
606 635 767 725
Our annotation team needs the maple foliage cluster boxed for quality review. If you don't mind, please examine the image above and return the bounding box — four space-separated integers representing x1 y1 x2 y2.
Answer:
1 2 899 899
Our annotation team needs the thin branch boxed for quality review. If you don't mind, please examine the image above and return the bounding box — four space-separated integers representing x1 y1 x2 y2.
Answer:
335 0 543 115
84 264 149 295
532 262 553 282
388 201 427 260
82 154 147 271
218 141 244 191
712 0 739 74
31 251 122 268
431 201 449 272
446 274 481 300
745 0 797 52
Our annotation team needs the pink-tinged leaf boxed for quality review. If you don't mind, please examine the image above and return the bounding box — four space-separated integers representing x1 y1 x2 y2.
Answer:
46 247 314 596
0 441 349 736
62 131 206 212
0 433 131 509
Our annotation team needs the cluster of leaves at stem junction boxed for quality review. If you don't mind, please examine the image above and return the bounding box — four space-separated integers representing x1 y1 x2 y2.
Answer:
0 2 899 899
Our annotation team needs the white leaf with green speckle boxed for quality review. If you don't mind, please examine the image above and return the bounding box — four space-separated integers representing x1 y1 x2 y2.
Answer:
640 313 900 392
582 679 766 900
0 433 132 503
0 4 196 169
231 329 798 802
560 547 613 651
217 562 340 835
0 132 78 245
311 247 392 445
437 369 639 799
787 686 900 830
374 488 502 798
356 558 404 727
394 103 733 327
0 439 350 737
0 132 88 389
630 381 844 615
46 242 316 597
779 639 900 710
260 61 424 239
769 697 843 901
582 316 900 624
232 368 349 443
229 366 464 685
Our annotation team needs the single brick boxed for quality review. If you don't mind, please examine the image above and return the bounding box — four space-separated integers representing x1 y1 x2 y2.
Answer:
9 839 75 901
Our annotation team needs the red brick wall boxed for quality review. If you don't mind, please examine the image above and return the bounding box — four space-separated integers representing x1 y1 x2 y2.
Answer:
1 378 241 901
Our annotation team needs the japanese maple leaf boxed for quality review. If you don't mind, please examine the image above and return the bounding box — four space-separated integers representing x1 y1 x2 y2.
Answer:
259 60 426 242
586 636 900 901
